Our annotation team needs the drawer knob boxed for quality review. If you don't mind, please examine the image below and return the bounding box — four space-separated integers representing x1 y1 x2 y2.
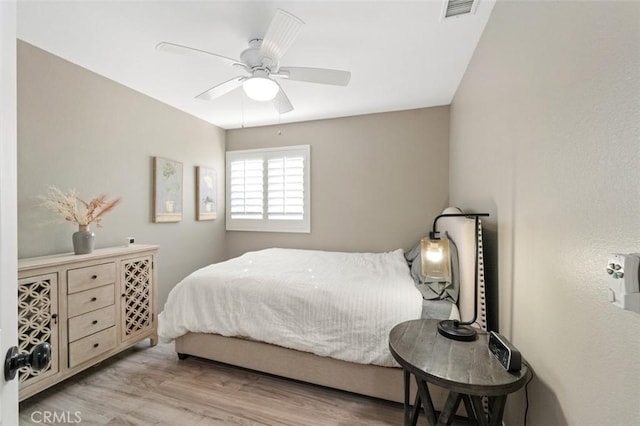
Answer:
91 275 98 280
90 297 97 302
93 343 99 348
92 320 98 325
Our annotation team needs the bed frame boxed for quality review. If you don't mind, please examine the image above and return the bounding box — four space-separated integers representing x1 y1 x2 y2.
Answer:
174 208 486 405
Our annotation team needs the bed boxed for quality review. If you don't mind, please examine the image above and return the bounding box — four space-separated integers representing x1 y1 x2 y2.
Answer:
158 208 486 405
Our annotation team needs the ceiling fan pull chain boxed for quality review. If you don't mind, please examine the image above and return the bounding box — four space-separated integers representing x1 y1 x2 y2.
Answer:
277 99 282 135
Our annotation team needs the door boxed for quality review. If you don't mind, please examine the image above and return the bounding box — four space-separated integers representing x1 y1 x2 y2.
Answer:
0 2 19 425
120 256 154 343
18 274 59 392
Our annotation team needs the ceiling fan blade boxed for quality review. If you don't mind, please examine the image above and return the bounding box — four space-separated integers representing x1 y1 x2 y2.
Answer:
259 9 304 68
157 42 246 69
273 84 294 114
196 76 245 101
276 67 351 86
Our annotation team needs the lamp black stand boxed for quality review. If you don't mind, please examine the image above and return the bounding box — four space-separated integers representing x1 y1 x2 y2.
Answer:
437 319 477 342
430 212 489 342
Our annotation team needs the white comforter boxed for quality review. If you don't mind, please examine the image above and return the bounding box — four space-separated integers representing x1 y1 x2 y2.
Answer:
158 248 423 367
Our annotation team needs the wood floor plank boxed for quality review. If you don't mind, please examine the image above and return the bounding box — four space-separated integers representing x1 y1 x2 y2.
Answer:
19 342 410 425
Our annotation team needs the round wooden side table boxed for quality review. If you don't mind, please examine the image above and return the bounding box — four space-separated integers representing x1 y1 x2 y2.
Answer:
389 319 530 426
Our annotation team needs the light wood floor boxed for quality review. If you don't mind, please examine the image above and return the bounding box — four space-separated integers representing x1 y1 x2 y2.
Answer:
19 342 413 425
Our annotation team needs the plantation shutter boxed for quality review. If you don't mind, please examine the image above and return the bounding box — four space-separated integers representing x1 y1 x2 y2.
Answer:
229 158 264 219
226 145 310 232
267 156 304 220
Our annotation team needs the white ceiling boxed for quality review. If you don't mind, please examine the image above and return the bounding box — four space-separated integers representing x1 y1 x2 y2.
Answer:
17 0 495 130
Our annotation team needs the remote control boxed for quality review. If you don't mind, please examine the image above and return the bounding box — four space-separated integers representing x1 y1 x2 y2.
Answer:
488 331 521 372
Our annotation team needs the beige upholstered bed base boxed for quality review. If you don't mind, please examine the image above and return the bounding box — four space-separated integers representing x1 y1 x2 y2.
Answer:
175 332 448 407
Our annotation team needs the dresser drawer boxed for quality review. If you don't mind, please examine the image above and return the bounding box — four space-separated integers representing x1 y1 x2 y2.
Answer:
68 305 116 342
67 262 116 294
67 284 114 318
68 326 116 368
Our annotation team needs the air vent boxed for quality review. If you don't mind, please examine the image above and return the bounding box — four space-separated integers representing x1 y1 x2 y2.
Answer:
442 0 478 19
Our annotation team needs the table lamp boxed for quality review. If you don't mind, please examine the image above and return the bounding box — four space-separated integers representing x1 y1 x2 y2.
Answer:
421 212 489 341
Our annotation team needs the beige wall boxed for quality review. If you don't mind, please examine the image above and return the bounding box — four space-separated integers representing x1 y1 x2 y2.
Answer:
17 41 226 308
225 107 450 258
450 1 640 425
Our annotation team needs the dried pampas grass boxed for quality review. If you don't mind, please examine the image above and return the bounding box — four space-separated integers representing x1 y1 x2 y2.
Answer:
39 186 121 228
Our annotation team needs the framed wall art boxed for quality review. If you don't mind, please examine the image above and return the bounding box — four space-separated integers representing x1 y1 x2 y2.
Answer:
196 166 217 221
153 157 183 223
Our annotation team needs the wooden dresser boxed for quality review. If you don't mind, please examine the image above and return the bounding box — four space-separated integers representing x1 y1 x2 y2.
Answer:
17 244 159 400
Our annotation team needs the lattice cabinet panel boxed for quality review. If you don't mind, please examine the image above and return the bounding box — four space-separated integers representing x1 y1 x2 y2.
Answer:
121 256 154 342
17 273 59 386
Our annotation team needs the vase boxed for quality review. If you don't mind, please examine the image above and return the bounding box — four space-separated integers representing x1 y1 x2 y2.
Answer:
72 225 95 255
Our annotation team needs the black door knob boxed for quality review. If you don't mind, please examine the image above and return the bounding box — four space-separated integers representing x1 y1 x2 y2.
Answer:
4 342 51 381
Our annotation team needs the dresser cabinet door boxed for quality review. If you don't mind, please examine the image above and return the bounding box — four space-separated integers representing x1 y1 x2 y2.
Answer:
120 256 154 343
17 273 59 388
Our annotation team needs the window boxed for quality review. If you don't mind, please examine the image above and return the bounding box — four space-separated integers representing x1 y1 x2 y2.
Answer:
226 145 310 232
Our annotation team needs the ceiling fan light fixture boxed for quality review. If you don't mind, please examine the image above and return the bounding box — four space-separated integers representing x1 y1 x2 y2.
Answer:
242 76 279 101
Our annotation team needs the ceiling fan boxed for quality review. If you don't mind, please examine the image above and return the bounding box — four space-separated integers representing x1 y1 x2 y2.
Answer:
156 9 351 114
